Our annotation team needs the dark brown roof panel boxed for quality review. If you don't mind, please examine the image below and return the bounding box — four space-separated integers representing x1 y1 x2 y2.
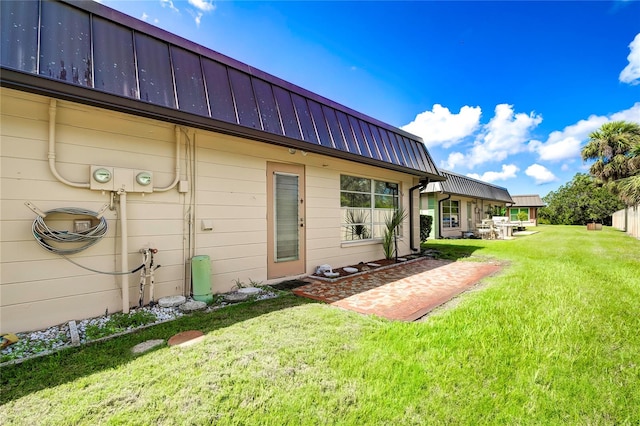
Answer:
424 170 513 203
0 0 442 179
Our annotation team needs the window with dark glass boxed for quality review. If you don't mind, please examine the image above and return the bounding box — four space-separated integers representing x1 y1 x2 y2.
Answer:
510 208 529 222
1 0 39 73
93 16 137 98
202 59 236 123
171 47 208 116
340 175 400 241
135 33 175 108
442 199 460 229
228 68 259 129
40 1 92 87
253 78 283 135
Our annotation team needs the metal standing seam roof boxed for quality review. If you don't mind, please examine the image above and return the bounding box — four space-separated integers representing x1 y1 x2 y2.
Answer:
423 170 514 203
510 195 545 207
0 0 443 181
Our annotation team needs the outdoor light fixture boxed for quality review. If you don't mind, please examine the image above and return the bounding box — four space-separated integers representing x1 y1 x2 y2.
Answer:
135 171 152 186
288 148 296 154
92 167 112 183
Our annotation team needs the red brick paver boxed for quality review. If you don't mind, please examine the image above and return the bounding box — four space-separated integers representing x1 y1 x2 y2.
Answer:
293 258 501 321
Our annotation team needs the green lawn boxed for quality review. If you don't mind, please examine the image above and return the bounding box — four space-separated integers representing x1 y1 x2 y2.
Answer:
2 225 639 425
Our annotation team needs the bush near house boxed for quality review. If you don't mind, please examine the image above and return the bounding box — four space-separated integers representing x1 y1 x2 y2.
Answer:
420 214 433 242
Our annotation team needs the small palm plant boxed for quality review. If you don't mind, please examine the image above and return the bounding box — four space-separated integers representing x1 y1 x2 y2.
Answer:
345 209 370 240
516 211 528 231
382 208 407 260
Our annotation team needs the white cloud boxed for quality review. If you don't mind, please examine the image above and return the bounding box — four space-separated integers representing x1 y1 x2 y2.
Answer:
530 103 640 162
466 104 542 168
188 0 216 12
466 164 519 183
442 152 466 169
611 102 640 123
194 11 203 26
620 33 640 85
160 0 179 13
525 164 557 184
401 104 481 148
141 12 149 21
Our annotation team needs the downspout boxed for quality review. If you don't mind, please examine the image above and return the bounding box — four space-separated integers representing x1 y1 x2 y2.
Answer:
409 178 429 252
48 99 90 188
153 126 181 192
438 193 451 239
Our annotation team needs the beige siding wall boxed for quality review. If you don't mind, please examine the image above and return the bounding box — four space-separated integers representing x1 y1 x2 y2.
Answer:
1 88 419 333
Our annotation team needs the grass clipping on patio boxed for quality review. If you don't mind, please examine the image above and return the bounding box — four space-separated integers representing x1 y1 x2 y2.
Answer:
1 225 640 424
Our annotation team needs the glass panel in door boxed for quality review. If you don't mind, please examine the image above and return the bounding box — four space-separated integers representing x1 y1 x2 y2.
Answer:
267 162 305 278
275 173 299 262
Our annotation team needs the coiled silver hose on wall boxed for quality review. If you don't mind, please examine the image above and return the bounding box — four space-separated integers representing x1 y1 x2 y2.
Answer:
32 207 108 255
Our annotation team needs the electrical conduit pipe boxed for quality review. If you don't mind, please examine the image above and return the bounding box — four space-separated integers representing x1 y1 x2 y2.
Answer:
48 99 183 313
48 99 90 188
118 189 130 313
154 126 182 192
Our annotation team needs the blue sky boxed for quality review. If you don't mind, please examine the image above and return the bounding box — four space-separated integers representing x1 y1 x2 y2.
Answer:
100 0 640 197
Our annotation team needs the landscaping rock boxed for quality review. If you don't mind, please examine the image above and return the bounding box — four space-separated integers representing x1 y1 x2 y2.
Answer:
237 287 263 295
131 339 164 354
158 295 187 308
179 300 207 312
223 292 249 302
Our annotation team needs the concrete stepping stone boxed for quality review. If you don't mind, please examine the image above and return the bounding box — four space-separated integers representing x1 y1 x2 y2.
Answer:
168 330 204 347
132 339 164 354
223 292 249 302
158 295 187 308
179 300 207 312
237 287 263 295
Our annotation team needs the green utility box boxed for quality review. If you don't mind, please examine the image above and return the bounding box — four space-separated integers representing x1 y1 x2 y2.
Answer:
191 255 213 303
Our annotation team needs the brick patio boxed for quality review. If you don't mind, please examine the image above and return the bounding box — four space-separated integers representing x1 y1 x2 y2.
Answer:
293 258 501 321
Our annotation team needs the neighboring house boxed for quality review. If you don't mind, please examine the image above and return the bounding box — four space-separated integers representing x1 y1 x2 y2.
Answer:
509 195 545 226
0 0 443 333
421 170 513 239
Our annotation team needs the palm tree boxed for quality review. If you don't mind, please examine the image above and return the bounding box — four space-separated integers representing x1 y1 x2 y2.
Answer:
581 121 640 204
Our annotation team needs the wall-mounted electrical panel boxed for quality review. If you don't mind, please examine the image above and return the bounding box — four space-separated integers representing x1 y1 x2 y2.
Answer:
90 166 153 193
